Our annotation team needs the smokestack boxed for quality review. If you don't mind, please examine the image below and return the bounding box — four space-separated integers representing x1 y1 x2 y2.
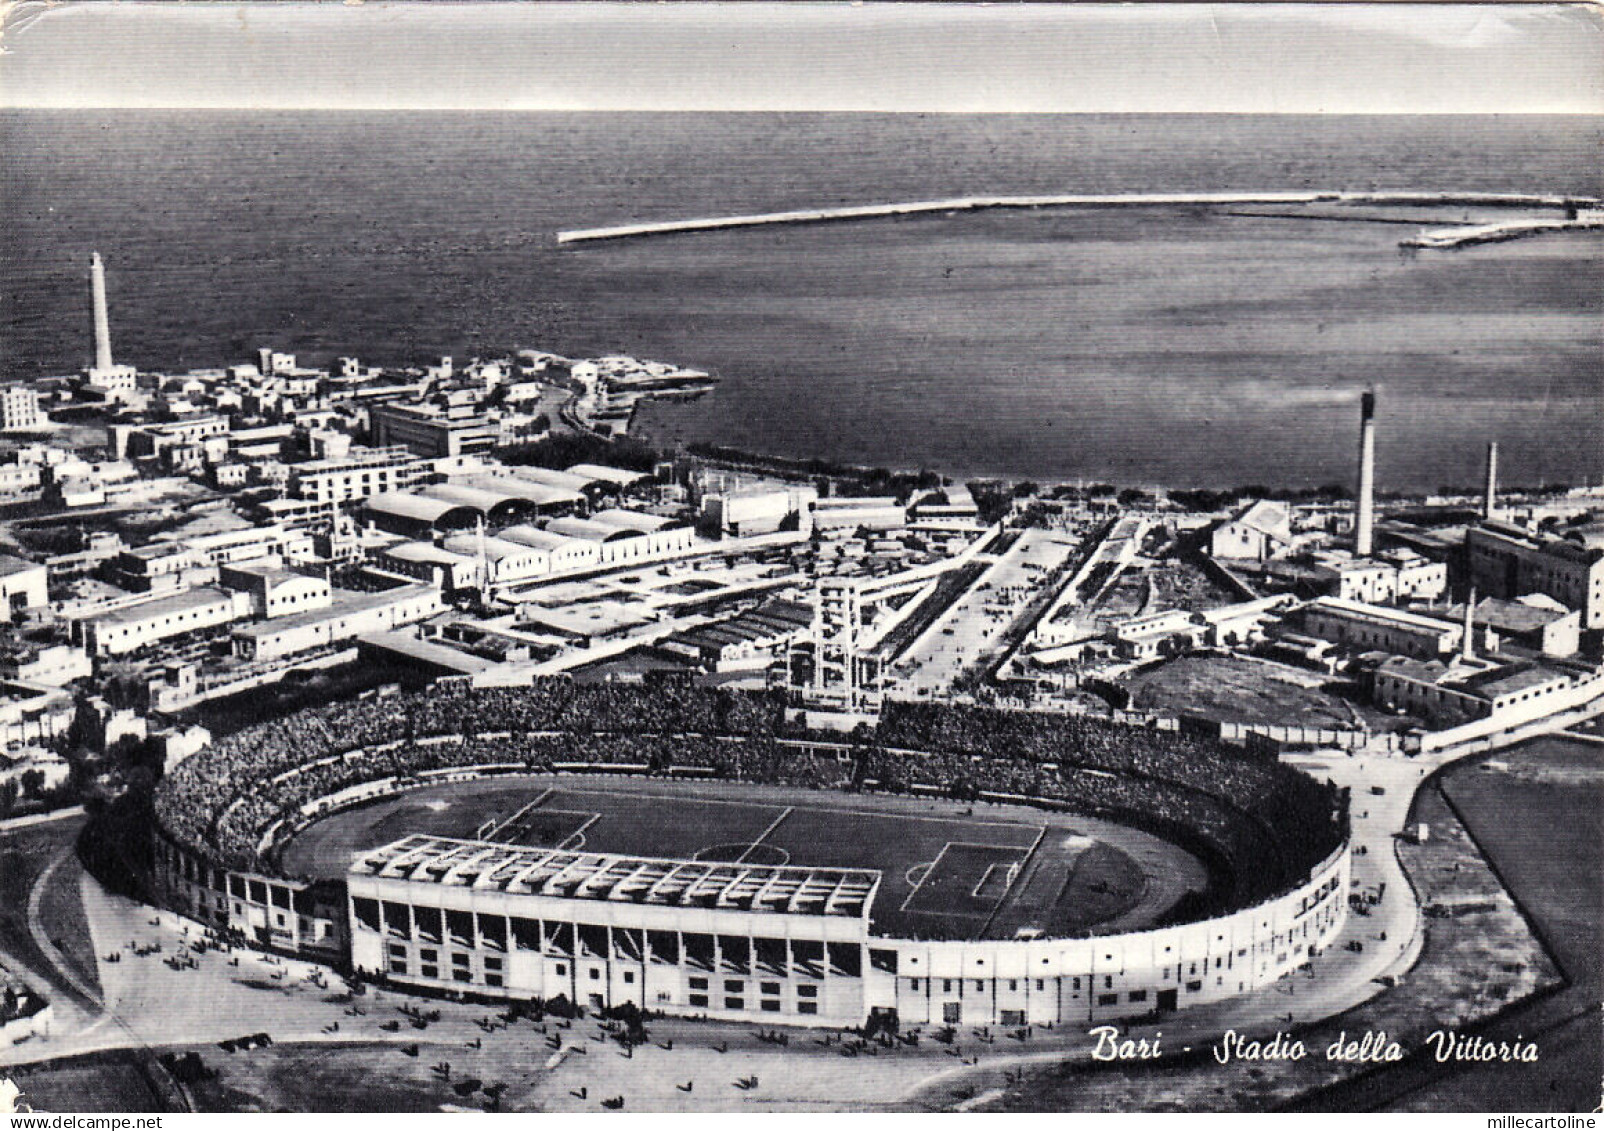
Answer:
1355 389 1376 557
1460 587 1477 661
89 252 114 372
1482 441 1499 521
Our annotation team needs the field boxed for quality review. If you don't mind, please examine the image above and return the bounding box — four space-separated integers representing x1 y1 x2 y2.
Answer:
278 775 1210 941
1121 653 1391 729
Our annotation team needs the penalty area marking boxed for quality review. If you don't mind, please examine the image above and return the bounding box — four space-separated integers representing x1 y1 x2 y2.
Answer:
556 813 600 852
897 839 1030 914
479 788 555 842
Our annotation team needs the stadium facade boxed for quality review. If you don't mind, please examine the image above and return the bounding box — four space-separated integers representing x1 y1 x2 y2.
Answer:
154 815 1347 1029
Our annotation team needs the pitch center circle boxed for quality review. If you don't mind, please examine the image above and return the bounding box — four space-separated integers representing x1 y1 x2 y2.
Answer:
692 842 791 866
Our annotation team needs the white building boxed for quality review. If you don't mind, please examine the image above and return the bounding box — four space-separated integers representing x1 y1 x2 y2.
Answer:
0 556 48 618
218 561 333 619
0 385 43 432
289 446 436 506
76 587 253 657
231 585 444 661
1209 499 1294 562
1300 596 1462 660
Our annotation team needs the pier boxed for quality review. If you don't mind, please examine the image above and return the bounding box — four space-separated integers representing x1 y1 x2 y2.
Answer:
1401 214 1604 250
556 190 1601 245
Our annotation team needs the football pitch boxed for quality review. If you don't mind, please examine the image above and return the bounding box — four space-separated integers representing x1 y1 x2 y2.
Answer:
278 775 1209 940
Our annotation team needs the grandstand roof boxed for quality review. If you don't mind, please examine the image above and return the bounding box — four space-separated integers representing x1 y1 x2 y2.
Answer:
352 834 880 918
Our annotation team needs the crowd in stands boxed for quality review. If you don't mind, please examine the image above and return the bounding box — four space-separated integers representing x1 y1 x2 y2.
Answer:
154 679 1346 908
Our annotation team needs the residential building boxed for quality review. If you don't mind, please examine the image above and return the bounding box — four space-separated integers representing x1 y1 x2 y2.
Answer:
0 385 43 431
288 445 435 506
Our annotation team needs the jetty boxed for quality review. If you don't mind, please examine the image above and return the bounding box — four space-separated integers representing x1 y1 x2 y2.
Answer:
1401 213 1604 250
556 190 1601 245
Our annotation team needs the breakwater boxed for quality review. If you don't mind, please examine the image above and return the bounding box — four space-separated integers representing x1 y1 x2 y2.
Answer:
1402 215 1604 249
556 190 1600 245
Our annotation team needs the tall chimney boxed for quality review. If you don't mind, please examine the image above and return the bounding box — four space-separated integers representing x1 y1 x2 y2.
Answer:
1482 441 1499 521
1354 389 1376 557
1460 587 1477 661
89 252 114 372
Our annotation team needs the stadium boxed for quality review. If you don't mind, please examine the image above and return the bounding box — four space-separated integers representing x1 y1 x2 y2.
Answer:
148 680 1350 1028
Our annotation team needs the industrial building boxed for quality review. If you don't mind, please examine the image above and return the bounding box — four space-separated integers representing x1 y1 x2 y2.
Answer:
75 586 254 657
1422 594 1580 658
1465 521 1604 629
231 585 444 661
1373 654 1600 726
1208 499 1295 562
1299 596 1462 659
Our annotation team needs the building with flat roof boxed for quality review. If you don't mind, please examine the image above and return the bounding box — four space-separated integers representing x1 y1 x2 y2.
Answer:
812 496 907 533
0 556 48 619
1300 596 1463 660
75 586 253 657
1466 521 1604 629
1306 549 1447 606
231 584 444 661
1374 654 1598 726
371 402 501 459
0 385 43 432
288 445 435 507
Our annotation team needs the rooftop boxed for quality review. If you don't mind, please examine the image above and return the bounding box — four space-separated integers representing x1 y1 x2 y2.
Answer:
1307 596 1460 635
233 585 433 638
86 586 237 626
0 555 45 578
565 463 650 487
351 834 879 918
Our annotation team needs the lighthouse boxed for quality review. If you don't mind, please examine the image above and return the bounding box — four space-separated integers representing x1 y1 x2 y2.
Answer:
90 252 115 372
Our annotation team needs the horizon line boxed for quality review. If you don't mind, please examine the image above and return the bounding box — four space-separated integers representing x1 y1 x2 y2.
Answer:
6 105 1603 116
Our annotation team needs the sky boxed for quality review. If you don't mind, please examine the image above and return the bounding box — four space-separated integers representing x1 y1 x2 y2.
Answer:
1 2 1601 113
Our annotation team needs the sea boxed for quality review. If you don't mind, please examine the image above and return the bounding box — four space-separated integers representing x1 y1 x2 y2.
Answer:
2 111 1600 491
